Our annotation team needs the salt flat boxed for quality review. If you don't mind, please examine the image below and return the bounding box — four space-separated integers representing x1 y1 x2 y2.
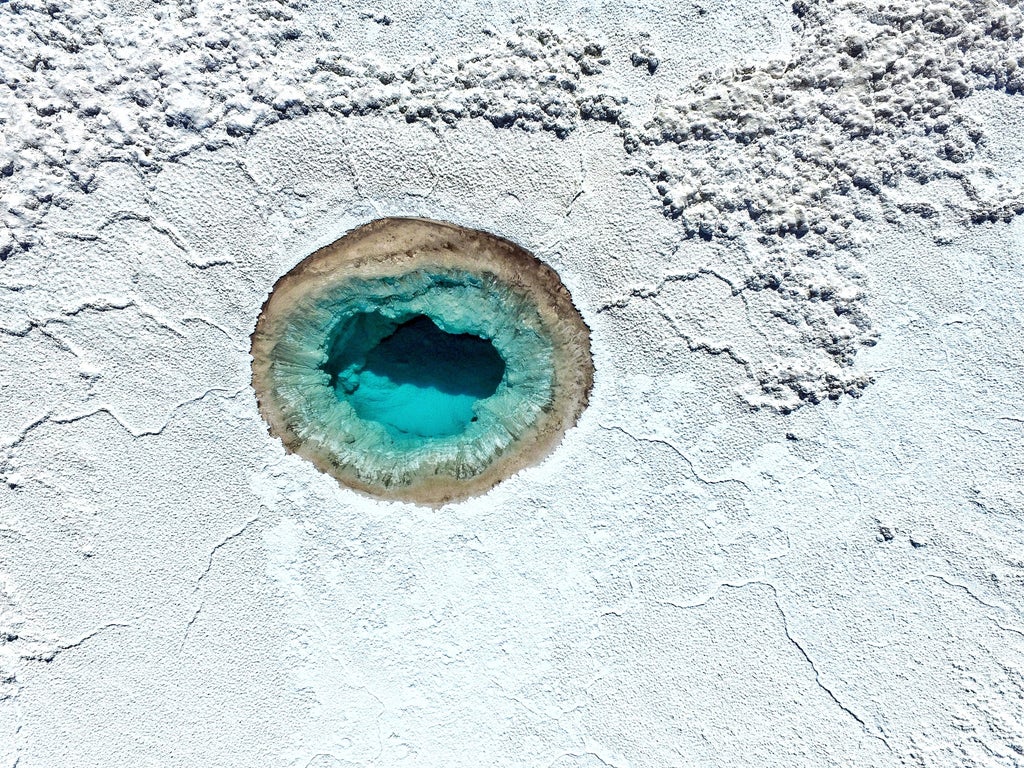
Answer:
1 0 1023 765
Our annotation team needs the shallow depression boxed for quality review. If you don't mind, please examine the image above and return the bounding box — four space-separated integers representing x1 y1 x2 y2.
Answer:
327 314 507 439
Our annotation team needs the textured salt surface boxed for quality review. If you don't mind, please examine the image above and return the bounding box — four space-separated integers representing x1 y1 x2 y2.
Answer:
2 0 1022 407
1 0 1023 765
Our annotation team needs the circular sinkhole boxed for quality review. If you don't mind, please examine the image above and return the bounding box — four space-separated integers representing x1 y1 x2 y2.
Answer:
251 217 593 505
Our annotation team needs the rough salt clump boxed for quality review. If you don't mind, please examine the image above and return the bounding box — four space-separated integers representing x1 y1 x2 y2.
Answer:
631 0 1024 240
610 0 1024 409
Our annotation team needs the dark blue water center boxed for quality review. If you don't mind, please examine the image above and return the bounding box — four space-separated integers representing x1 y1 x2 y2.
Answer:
328 315 506 438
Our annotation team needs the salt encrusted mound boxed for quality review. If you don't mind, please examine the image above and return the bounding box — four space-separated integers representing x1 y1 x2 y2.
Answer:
614 0 1024 410
632 0 1024 241
251 217 594 505
0 2 620 259
2 0 1022 412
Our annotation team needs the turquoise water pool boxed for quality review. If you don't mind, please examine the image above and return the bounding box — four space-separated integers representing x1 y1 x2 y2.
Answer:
329 314 506 438
261 266 557 490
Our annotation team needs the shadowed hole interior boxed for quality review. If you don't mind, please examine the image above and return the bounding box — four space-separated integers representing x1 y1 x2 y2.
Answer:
326 314 507 438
